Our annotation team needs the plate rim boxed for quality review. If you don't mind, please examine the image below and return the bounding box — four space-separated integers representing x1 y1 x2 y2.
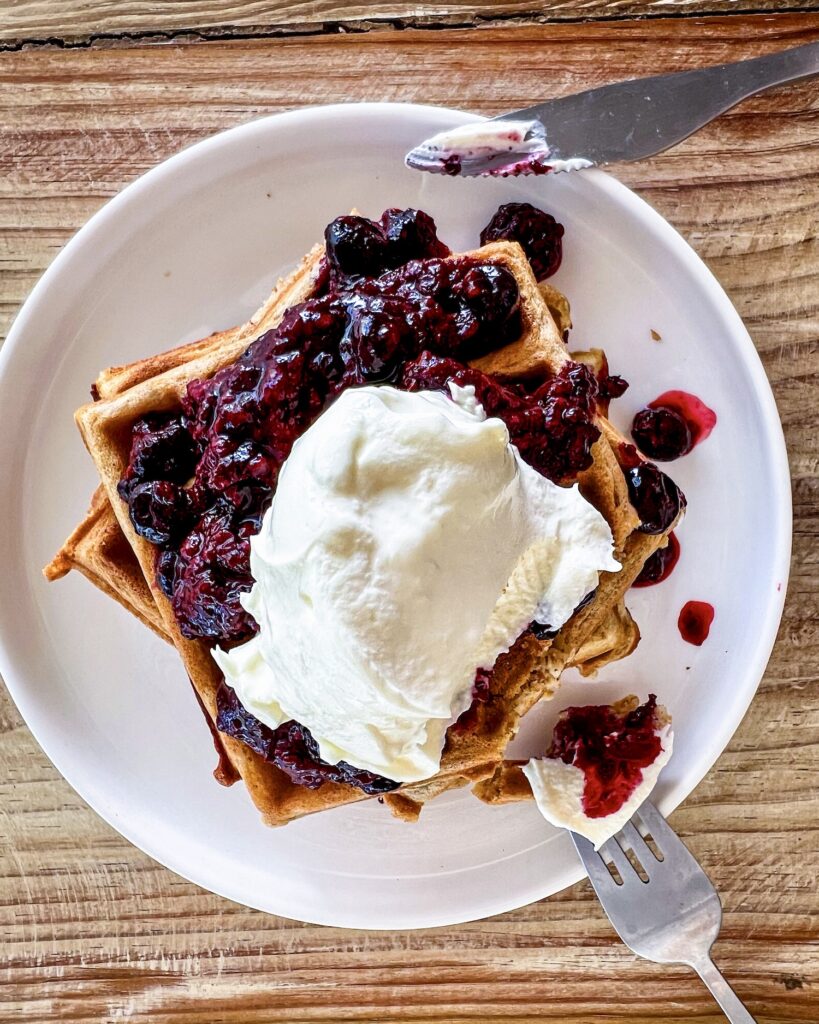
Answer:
0 101 792 929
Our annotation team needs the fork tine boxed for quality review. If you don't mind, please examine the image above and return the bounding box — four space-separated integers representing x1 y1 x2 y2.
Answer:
597 834 644 885
635 801 720 901
618 820 659 871
570 832 624 890
634 799 677 853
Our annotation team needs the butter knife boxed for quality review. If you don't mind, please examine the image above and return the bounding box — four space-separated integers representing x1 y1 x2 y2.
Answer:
405 41 819 177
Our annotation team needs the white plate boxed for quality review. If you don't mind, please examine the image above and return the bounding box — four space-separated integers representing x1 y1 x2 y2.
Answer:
0 104 791 929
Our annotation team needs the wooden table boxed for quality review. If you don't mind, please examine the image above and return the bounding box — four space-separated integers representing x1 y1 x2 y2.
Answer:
1 6 817 1022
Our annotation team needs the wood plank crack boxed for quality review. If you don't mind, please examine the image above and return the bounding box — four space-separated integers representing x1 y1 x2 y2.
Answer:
2 4 819 52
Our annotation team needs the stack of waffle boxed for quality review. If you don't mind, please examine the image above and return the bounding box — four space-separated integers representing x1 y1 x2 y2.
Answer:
45 237 677 825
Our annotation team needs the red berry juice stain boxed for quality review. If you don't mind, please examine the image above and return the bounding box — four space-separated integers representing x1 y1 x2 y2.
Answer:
678 601 715 646
651 390 716 446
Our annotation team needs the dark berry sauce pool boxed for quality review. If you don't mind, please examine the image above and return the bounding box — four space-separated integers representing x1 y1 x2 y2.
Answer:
678 601 715 646
624 460 686 535
615 443 686 534
633 532 681 588
117 204 682 793
547 695 665 818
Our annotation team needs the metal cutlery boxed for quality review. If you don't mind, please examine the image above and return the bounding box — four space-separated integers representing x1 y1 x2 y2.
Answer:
571 800 756 1023
406 41 819 177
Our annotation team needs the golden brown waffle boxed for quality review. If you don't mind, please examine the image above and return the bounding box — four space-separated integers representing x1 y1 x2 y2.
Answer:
538 281 572 338
569 599 639 677
471 696 672 807
54 238 675 826
44 485 169 641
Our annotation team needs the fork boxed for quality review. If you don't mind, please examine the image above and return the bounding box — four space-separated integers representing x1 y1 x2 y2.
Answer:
571 801 756 1022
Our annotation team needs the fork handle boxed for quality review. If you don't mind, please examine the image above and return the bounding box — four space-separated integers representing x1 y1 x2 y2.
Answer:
692 957 757 1023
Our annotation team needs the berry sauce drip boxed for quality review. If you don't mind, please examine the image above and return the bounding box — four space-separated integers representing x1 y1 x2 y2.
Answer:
480 202 564 280
188 677 239 787
651 390 716 447
116 206 615 792
215 683 400 794
547 695 664 818
617 441 642 468
632 390 716 462
677 601 714 646
488 155 554 178
633 532 681 588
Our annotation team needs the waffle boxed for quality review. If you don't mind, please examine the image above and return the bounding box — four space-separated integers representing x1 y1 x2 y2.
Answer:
44 484 168 641
51 237 675 826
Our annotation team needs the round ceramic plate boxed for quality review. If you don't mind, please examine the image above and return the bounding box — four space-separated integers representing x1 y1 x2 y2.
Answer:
0 104 791 929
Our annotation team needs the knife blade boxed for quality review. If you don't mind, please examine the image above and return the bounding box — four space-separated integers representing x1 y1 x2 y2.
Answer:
405 41 819 177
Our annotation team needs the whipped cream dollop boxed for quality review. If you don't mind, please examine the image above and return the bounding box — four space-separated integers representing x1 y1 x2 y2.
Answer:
213 384 619 784
523 724 673 849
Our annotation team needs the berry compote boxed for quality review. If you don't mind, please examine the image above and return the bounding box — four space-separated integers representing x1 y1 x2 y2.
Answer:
321 208 450 291
401 353 601 485
215 684 399 794
547 695 665 818
480 202 564 281
117 205 622 793
631 406 692 461
615 442 686 534
625 462 686 535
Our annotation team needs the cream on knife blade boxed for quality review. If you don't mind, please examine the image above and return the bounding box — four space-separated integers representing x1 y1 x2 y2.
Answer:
405 118 592 177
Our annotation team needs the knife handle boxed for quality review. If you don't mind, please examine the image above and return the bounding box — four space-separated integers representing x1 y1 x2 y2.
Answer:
608 40 819 161
717 40 819 99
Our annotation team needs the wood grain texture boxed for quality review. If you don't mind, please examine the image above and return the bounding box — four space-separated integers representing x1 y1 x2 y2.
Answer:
1 0 817 47
0 13 817 1024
